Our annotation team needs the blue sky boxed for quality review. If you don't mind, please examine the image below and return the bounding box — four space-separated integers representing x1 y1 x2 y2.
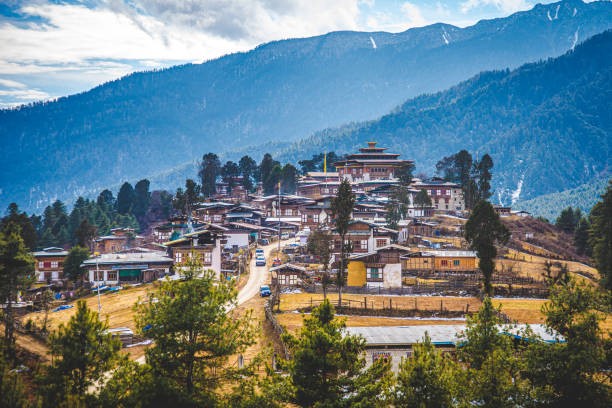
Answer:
0 0 567 107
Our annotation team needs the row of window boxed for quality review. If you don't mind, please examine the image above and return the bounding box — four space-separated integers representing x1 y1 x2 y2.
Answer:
175 251 213 264
38 261 63 269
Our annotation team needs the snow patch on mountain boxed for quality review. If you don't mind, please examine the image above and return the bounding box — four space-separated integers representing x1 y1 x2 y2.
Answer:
571 29 579 50
442 27 450 45
369 36 377 49
511 174 525 205
573 8 577 17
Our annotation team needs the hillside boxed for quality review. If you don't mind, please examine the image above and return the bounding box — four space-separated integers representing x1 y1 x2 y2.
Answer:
515 177 609 220
1 0 611 212
280 29 612 206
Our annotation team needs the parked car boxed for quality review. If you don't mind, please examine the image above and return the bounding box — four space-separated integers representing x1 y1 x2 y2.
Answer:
260 285 271 297
255 248 264 256
272 258 282 267
258 238 270 246
256 256 266 266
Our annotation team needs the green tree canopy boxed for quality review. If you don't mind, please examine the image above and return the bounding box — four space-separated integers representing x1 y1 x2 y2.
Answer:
0 224 35 360
588 180 612 290
134 258 257 405
40 300 121 406
199 152 221 197
282 299 392 407
116 182 135 215
464 200 510 296
63 246 90 285
331 178 355 306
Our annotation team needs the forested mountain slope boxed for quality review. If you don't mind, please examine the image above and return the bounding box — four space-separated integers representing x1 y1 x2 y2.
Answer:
280 29 611 205
1 0 610 211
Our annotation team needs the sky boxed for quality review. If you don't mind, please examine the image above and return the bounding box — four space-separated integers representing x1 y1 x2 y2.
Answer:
0 0 565 107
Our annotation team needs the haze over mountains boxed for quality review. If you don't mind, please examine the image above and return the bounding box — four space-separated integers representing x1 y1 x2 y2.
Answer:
0 0 610 213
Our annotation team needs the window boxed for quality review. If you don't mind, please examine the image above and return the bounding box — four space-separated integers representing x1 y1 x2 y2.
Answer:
107 271 118 281
372 352 391 363
204 252 212 264
437 189 441 195
175 252 183 264
51 261 58 268
93 270 104 281
38 261 44 269
285 208 292 216
376 239 387 248
453 260 460 267
441 260 448 266
313 214 319 223
44 261 51 268
360 240 368 250
367 267 381 280
301 213 308 223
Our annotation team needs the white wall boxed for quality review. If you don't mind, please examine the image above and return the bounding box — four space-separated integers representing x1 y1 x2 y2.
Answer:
383 263 402 289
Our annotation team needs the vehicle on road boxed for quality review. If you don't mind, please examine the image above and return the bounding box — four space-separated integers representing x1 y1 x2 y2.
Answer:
255 248 264 256
272 258 282 267
259 285 271 297
255 255 266 266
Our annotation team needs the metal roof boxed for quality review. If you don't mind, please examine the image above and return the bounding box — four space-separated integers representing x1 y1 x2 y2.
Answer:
346 324 562 346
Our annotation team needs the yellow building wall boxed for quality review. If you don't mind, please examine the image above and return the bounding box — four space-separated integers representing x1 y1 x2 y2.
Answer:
433 257 477 270
347 261 366 286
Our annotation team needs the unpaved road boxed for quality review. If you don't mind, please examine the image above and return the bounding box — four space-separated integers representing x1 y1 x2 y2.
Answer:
237 240 286 305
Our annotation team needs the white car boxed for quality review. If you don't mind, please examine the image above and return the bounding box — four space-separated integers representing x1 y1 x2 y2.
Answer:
255 256 266 266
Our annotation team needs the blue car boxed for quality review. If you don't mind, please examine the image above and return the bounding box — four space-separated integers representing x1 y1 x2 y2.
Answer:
260 285 271 297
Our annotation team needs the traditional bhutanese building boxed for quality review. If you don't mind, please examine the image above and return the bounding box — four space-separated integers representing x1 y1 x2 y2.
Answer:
333 142 413 182
33 247 69 284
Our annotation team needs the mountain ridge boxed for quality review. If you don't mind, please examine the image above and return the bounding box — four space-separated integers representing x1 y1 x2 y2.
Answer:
1 0 611 212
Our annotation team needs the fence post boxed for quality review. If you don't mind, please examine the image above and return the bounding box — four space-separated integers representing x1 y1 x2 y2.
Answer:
364 297 367 310
440 299 443 312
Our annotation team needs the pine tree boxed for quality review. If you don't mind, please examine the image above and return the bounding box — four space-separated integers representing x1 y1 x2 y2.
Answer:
573 216 591 256
395 332 460 407
116 182 135 215
476 153 494 201
0 224 35 361
199 153 221 197
63 246 90 286
281 163 298 194
465 201 510 296
282 299 392 407
239 155 257 192
588 181 612 290
307 229 332 298
134 257 257 405
40 301 120 406
331 179 355 307
414 188 432 214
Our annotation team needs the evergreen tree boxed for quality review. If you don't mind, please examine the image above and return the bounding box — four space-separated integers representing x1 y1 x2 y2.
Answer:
588 181 612 290
97 189 116 215
385 186 410 229
395 332 460 407
476 153 494 201
221 161 240 193
331 179 355 307
41 301 120 406
282 299 392 407
184 179 201 212
133 179 151 227
458 297 527 407
573 216 591 256
396 162 415 185
556 206 578 233
116 182 135 215
1 203 37 250
199 152 221 198
525 278 610 407
238 155 257 192
0 224 35 361
63 246 90 286
259 153 279 195
414 188 432 214
74 219 97 248
134 258 257 405
307 229 332 298
0 352 29 408
465 201 510 296
146 190 173 225
280 163 298 194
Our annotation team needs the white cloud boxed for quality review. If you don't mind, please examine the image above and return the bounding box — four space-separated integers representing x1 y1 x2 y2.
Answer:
460 0 531 14
0 88 50 101
0 78 27 89
401 2 428 28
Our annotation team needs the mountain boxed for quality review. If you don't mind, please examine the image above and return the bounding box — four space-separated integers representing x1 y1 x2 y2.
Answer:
279 29 612 205
1 0 611 212
515 177 609 221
